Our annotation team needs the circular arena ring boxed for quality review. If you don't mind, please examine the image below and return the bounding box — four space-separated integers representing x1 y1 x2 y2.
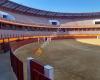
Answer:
14 38 100 80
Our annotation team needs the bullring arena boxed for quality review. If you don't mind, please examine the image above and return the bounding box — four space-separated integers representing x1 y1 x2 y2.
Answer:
1 0 100 80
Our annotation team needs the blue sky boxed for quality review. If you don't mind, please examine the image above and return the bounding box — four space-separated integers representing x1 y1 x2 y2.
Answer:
10 0 100 13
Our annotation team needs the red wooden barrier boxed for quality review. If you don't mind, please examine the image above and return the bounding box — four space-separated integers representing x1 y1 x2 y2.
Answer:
10 49 24 80
52 35 97 40
32 69 51 80
30 60 44 80
30 60 51 80
0 42 10 52
10 38 38 80
11 38 38 51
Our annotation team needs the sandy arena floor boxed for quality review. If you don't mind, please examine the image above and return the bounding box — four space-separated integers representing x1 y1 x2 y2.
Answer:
15 39 100 80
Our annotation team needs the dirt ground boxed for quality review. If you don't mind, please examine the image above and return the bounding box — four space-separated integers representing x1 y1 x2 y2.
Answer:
15 39 100 80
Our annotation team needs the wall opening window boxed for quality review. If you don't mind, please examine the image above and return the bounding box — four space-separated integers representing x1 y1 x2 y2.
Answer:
95 21 100 24
93 19 100 24
0 11 15 20
52 22 57 25
3 15 7 19
49 20 60 26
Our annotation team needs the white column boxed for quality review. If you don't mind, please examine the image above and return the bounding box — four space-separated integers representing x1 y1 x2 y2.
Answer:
47 37 51 42
49 37 51 42
38 37 40 43
44 65 54 80
27 57 34 80
97 36 99 39
44 37 46 42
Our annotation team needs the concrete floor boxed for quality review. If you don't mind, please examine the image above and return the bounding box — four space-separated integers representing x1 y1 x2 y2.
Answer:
0 52 16 80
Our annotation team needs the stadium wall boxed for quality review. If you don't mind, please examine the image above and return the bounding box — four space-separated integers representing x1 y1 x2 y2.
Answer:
0 10 99 27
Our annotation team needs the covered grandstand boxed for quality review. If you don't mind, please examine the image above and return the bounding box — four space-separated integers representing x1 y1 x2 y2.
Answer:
0 0 100 39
